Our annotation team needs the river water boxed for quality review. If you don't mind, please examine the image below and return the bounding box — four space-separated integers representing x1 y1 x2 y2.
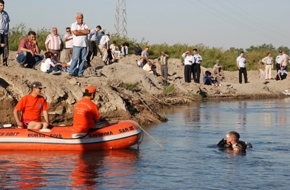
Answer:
1 99 290 189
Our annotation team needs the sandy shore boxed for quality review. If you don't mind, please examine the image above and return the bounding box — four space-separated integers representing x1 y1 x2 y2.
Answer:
0 51 288 125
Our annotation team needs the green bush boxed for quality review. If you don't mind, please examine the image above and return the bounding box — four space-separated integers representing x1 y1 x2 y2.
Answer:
9 23 50 51
8 24 287 71
163 84 175 95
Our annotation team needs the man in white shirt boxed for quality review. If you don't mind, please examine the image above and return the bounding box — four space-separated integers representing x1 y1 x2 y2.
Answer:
182 50 193 83
275 50 282 72
236 51 248 84
261 52 273 80
192 49 202 83
86 25 101 66
98 33 110 64
68 12 90 78
280 50 289 71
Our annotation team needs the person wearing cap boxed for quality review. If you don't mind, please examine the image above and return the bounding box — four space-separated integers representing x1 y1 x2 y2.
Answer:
275 50 283 72
236 51 248 84
280 50 289 71
13 82 50 129
73 85 108 133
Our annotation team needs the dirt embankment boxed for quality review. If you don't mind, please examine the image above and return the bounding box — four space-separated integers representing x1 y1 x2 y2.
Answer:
0 51 288 125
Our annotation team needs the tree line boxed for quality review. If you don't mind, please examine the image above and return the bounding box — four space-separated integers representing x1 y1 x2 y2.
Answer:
9 23 289 71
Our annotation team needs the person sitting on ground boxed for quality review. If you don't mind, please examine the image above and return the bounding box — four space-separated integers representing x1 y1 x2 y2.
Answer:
134 43 142 56
137 56 144 68
276 66 287 81
40 52 62 73
61 49 79 73
121 43 128 57
110 41 121 59
213 60 224 78
13 82 50 129
143 60 158 76
16 31 44 69
73 85 109 134
203 71 219 86
217 131 252 152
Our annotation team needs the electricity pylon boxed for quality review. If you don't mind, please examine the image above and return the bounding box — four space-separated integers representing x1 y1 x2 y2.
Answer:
114 0 127 37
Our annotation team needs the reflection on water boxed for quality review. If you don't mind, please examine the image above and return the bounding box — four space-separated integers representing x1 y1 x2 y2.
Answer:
0 150 139 189
1 99 290 189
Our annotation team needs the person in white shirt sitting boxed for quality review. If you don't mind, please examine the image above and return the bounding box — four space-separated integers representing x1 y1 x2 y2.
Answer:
40 52 61 73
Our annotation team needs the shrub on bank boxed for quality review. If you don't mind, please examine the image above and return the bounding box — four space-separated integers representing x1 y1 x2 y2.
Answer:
9 23 50 51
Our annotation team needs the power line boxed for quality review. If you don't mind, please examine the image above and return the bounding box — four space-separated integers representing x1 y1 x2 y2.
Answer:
222 0 289 38
187 0 290 47
197 0 289 45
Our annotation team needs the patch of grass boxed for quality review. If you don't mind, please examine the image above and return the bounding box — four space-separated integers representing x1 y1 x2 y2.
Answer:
163 84 175 95
123 82 140 91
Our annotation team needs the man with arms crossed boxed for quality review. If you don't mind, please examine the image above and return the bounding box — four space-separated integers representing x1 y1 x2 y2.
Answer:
13 82 50 129
69 12 90 78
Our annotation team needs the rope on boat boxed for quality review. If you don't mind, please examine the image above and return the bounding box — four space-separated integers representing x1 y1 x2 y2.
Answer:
138 125 164 150
27 128 98 140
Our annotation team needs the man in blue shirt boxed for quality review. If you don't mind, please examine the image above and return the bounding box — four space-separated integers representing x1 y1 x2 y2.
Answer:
0 0 10 66
86 25 102 67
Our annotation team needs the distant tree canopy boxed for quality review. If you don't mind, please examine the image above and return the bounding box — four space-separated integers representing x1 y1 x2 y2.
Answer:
9 23 288 71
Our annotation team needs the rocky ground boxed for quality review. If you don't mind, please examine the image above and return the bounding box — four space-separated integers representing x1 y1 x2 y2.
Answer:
0 51 289 126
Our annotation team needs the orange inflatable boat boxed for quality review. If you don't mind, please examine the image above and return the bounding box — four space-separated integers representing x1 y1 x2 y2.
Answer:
0 120 143 151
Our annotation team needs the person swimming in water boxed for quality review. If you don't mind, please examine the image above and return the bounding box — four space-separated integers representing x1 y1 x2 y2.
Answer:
217 131 252 152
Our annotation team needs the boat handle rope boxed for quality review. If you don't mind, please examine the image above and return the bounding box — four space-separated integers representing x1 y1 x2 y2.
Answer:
138 125 164 150
27 128 101 140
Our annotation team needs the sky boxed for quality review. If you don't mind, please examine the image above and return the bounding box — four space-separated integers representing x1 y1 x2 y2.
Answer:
5 0 290 50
